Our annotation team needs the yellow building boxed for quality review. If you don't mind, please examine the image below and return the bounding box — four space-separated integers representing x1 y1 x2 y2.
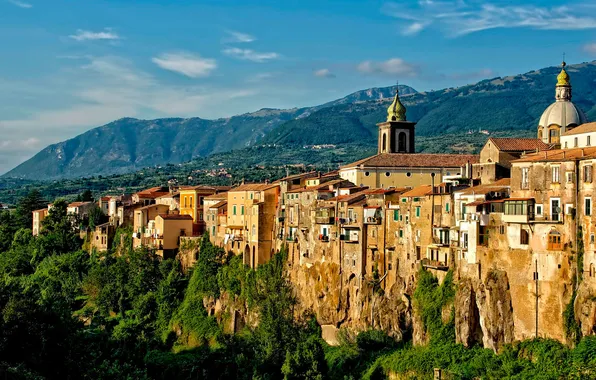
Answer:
339 87 478 188
32 208 48 236
179 186 229 236
154 214 194 258
225 183 279 268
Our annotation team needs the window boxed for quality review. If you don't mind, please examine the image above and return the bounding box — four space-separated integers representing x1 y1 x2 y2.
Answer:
385 172 391 177
183 196 188 208
241 206 245 215
575 137 579 147
552 166 560 184
586 197 592 216
250 193 253 200
591 234 595 244
405 215 410 224
364 172 370 177
567 172 574 183
585 165 593 183
190 196 193 207
393 209 399 221
521 167 529 189
233 205 237 215
520 229 529 245
446 203 450 213
211 226 215 236
199 212 203 221
535 204 543 216
499 225 505 234
399 229 403 238
415 206 421 217
547 230 562 250
589 136 592 146
551 198 561 221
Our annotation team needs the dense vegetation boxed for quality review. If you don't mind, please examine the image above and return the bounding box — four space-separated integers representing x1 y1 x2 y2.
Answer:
2 192 596 379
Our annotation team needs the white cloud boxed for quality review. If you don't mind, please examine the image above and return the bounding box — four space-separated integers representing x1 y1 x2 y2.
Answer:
314 68 336 78
69 28 120 41
383 1 596 37
152 52 217 78
222 47 279 63
357 58 418 77
225 30 256 43
402 22 428 36
584 43 596 55
246 72 276 83
7 0 32 8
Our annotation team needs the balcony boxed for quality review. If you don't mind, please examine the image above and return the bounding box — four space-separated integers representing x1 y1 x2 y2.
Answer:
502 199 535 224
364 216 382 225
421 258 449 271
315 216 335 225
318 234 330 242
278 216 285 223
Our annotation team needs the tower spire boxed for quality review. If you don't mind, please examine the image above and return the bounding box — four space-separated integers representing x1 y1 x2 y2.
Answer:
556 59 571 101
387 80 406 122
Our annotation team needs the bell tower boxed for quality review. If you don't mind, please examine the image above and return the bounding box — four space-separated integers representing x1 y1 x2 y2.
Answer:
377 85 416 154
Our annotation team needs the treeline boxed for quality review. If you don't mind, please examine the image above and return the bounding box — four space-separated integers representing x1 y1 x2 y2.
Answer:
1 192 596 379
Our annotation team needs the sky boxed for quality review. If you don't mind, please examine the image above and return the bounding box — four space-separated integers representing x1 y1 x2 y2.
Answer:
2 0 596 174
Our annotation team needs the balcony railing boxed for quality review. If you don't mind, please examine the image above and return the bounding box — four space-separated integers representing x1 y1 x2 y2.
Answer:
364 216 381 225
421 258 449 271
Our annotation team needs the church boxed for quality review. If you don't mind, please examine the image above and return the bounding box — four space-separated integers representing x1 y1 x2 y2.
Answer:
339 87 479 188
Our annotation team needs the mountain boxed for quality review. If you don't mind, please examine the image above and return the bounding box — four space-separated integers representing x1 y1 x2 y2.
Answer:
262 61 596 145
2 85 416 180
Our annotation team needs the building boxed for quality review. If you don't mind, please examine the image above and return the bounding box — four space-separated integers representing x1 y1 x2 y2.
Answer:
90 222 116 252
474 138 550 184
153 214 194 258
179 186 229 236
224 183 280 268
560 122 596 149
132 204 170 248
538 61 587 146
339 88 478 188
32 208 48 236
67 202 95 220
132 186 171 206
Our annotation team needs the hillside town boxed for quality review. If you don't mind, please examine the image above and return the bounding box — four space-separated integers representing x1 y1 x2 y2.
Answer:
29 62 596 348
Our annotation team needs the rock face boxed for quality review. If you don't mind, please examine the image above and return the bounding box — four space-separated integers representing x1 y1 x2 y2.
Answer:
575 280 596 337
203 291 259 334
288 260 412 342
454 270 515 352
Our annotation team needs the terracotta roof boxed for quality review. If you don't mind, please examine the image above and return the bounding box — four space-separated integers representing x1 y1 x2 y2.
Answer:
513 146 596 163
561 122 596 136
179 185 228 193
68 202 92 207
230 183 279 192
100 196 110 201
465 200 489 207
158 214 193 220
33 208 48 213
456 178 511 195
135 187 170 199
488 138 550 152
341 153 478 169
401 185 433 198
204 192 228 200
328 191 367 203
136 204 170 211
210 200 228 209
278 171 318 181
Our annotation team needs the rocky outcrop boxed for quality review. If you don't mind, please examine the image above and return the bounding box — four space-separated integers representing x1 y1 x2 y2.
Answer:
289 261 411 342
575 281 596 337
455 279 482 347
203 291 258 334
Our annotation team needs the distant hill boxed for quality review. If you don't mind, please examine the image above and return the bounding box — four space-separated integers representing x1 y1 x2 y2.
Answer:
6 60 596 181
2 85 415 180
262 61 596 145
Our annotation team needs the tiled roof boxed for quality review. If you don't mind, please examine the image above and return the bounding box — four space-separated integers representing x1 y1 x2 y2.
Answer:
561 122 596 136
210 200 228 209
341 153 479 169
230 183 279 192
68 202 92 207
158 214 193 220
179 185 229 193
456 178 510 195
278 171 318 181
513 146 596 163
204 192 228 200
401 185 433 198
33 208 48 213
488 138 550 152
136 204 170 211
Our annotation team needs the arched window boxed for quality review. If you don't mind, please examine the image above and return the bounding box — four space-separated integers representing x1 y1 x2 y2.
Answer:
382 133 387 152
398 132 407 152
590 264 595 278
547 230 562 250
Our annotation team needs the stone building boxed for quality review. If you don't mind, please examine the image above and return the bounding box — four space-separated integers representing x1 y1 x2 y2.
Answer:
339 87 478 188
32 208 48 236
538 61 587 146
224 183 280 268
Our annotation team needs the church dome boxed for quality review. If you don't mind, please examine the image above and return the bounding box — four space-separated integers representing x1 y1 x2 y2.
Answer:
537 61 588 144
538 101 587 129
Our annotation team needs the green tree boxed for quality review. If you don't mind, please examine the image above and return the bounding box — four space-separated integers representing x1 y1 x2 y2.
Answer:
37 200 81 258
15 190 45 230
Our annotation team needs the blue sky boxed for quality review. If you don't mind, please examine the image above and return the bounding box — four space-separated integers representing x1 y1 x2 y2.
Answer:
2 0 596 173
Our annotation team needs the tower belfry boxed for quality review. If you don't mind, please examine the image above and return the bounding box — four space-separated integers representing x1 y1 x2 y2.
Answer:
377 84 416 154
